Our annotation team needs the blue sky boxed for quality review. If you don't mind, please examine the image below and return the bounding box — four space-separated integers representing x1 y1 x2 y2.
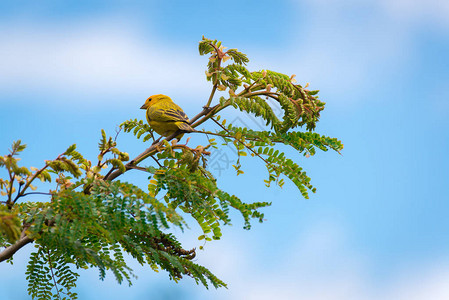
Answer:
1 0 449 299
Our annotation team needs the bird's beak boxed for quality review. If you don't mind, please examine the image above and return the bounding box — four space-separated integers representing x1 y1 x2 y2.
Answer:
140 103 148 109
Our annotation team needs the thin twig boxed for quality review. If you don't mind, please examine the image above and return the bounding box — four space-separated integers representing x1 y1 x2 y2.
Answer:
205 51 222 108
127 165 149 172
210 118 277 170
46 248 62 300
190 104 222 128
20 192 53 197
7 167 14 207
150 155 163 168
246 91 280 101
104 166 117 180
19 156 56 200
12 183 23 204
114 127 122 142
205 85 218 108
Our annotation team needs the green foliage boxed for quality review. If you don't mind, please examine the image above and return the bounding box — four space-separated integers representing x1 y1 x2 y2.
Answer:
149 162 270 240
199 36 326 132
26 247 79 300
0 206 21 243
0 37 342 299
211 124 343 198
121 119 154 143
19 179 225 299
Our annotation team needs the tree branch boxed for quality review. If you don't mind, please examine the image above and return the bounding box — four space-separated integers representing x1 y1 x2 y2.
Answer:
127 165 150 172
103 131 179 181
103 68 271 183
205 85 218 108
104 101 223 182
0 235 33 262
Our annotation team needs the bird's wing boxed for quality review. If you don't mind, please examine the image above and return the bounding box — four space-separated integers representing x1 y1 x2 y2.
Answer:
148 102 190 123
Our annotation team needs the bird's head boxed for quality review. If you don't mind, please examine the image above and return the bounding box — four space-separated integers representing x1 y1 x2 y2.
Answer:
140 94 172 109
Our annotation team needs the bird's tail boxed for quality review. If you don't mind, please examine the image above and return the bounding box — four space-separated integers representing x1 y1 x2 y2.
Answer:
177 122 195 133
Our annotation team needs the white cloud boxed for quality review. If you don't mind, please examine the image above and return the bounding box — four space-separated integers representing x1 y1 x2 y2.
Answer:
0 0 443 108
269 0 448 106
0 20 210 102
295 0 449 30
193 221 449 300
2 219 449 300
0 5 414 107
386 264 449 300
379 0 449 30
270 0 415 102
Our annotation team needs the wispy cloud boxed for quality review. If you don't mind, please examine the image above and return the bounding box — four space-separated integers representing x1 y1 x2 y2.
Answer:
196 221 449 300
0 0 425 106
0 0 446 106
2 220 449 300
259 0 448 106
379 0 449 30
0 20 210 101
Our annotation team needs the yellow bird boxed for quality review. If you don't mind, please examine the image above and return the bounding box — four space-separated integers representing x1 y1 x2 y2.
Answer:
140 94 194 138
